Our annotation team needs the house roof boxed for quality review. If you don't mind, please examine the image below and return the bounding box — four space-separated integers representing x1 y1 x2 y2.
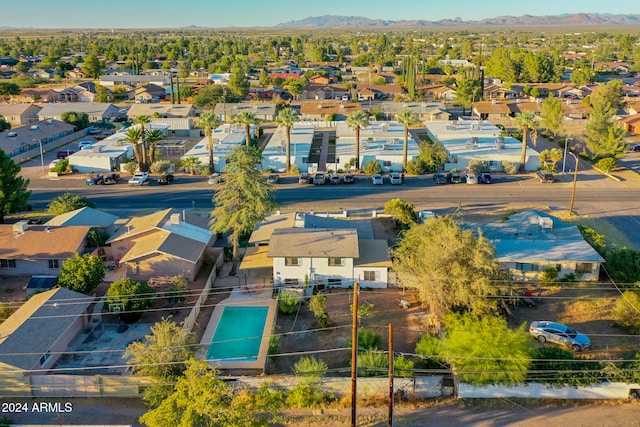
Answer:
303 214 374 240
120 231 206 264
619 113 640 126
560 101 592 116
0 103 41 116
249 212 297 244
239 245 271 270
0 225 89 259
45 207 119 228
0 288 92 371
473 101 512 115
475 210 605 263
509 101 541 115
355 240 392 268
127 103 195 118
38 103 119 117
267 228 359 258
299 101 362 116
213 102 277 117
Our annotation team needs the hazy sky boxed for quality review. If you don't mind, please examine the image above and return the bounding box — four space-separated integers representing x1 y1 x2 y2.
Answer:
3 0 638 28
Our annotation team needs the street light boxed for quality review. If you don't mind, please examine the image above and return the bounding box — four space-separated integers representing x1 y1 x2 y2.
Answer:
34 139 45 178
568 151 579 216
562 137 573 175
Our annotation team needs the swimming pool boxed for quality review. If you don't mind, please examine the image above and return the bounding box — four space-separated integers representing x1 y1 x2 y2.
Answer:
206 306 269 362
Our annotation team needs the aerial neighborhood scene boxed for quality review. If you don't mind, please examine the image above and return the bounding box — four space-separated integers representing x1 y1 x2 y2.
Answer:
3 1 640 425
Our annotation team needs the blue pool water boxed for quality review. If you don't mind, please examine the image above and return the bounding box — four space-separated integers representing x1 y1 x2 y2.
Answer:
206 306 269 362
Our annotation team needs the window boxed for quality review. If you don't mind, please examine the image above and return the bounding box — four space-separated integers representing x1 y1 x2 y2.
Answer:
328 257 344 266
515 262 539 272
363 271 377 281
327 278 342 287
382 160 391 167
284 278 299 285
285 257 300 266
575 263 593 274
0 259 16 269
488 160 498 167
40 350 51 367
48 259 59 269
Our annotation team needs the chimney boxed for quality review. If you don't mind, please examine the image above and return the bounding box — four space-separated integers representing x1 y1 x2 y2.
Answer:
13 221 29 234
170 213 181 225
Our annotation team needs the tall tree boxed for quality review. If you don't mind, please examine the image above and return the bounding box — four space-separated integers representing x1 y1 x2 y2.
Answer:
210 146 278 274
234 111 260 147
122 127 144 170
513 111 539 172
228 63 250 98
139 359 265 427
392 215 500 329
61 111 90 130
146 128 166 166
47 193 95 215
345 110 370 171
275 107 299 173
0 115 11 132
585 82 626 159
80 54 104 79
0 150 30 223
124 319 196 407
133 115 152 171
540 93 564 138
196 111 221 172
395 108 420 170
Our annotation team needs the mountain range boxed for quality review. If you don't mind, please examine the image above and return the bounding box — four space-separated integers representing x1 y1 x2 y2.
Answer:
276 13 640 28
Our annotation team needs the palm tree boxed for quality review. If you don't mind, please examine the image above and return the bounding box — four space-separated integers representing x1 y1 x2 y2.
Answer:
513 111 539 172
182 156 201 175
346 110 370 171
234 111 260 147
275 107 299 173
122 127 144 169
196 111 221 172
146 129 166 166
395 108 420 170
134 115 151 171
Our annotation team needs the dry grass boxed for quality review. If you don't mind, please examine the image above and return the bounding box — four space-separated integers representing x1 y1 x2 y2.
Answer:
553 210 637 250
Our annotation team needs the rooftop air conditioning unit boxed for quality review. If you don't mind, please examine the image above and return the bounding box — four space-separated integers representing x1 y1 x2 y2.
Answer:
30 125 40 131
538 216 553 230
92 146 104 153
13 221 29 234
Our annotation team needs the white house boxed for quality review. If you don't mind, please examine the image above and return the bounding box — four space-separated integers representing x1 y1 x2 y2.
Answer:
180 123 253 172
475 210 605 282
241 212 392 289
335 121 420 172
424 120 541 172
261 124 315 172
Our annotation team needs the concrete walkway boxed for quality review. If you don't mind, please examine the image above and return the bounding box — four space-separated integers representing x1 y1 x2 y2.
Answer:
318 131 330 171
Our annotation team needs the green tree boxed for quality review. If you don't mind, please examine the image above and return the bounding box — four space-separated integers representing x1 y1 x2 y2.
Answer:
0 81 20 98
181 156 202 175
139 359 266 427
285 80 304 100
384 198 417 229
210 146 278 273
86 227 109 248
293 356 328 377
392 215 500 328
133 115 152 171
124 319 196 407
47 193 95 215
454 68 482 115
146 128 166 165
308 293 329 328
0 115 10 132
540 94 564 138
0 150 30 223
612 290 640 334
570 66 595 86
513 111 539 172
94 84 111 103
61 111 90 130
585 83 626 159
196 111 221 172
440 313 532 385
106 278 154 322
275 107 299 173
363 159 382 175
121 127 144 171
395 108 420 171
234 111 260 147
228 64 250 98
57 253 105 294
80 54 104 79
346 110 369 171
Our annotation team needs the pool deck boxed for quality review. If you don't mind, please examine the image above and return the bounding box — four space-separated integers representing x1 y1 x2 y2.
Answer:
198 284 276 370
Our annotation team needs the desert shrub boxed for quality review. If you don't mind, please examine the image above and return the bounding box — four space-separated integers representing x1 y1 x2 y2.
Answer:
124 160 137 175
596 157 617 173
86 227 110 248
149 160 171 173
467 159 490 174
198 164 211 175
358 328 382 350
285 381 331 408
539 267 559 285
254 382 285 417
578 225 606 255
51 158 68 173
168 277 187 304
289 164 300 175
527 346 604 386
605 248 640 283
308 293 329 327
48 193 96 215
394 356 414 377
501 160 517 175
0 302 15 322
405 159 428 175
613 290 640 333
268 332 280 355
277 290 301 314
358 350 388 377
293 356 327 377
363 160 382 175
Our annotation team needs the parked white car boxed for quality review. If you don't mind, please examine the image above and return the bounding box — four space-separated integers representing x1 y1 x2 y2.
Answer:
78 140 94 150
372 174 383 185
389 172 402 185
128 172 149 185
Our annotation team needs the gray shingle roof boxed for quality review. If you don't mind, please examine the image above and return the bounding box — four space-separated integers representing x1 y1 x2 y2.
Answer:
267 228 359 258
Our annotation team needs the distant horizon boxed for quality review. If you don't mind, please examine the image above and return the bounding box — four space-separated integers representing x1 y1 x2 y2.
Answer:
2 0 638 29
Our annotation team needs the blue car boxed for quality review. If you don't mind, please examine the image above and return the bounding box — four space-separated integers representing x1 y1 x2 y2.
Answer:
85 174 104 185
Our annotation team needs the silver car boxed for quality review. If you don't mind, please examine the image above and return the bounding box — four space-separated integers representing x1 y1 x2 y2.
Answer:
529 321 591 351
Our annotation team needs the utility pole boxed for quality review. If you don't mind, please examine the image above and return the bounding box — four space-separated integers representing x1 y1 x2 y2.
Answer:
351 281 359 427
569 152 579 216
388 323 394 427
